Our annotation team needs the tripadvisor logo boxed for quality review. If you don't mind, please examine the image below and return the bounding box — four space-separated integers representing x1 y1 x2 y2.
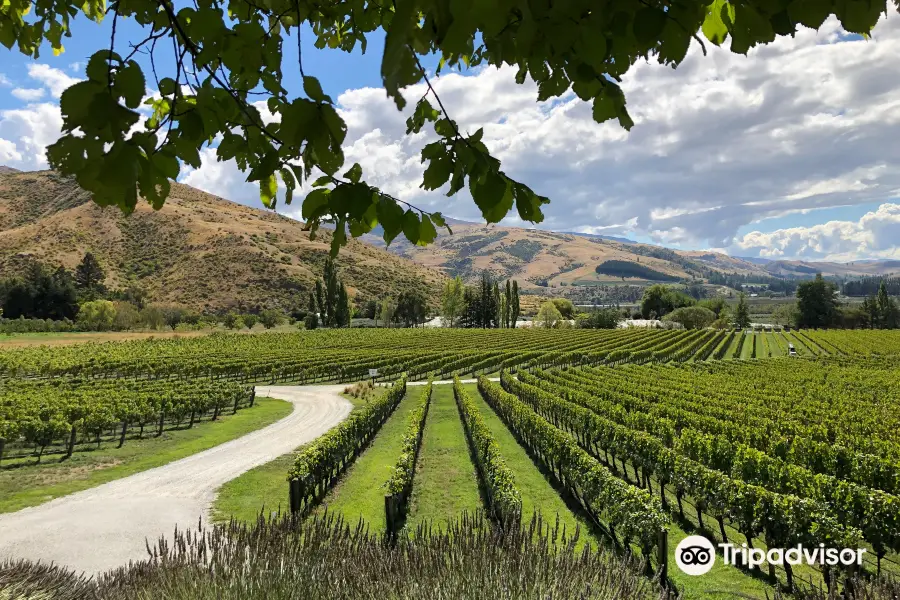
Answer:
675 535 867 576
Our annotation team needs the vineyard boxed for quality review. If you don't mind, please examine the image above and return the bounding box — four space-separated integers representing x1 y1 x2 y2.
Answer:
4 329 900 598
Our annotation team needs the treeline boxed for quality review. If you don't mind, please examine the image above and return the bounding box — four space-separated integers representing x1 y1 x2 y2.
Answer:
843 276 900 297
594 260 679 282
706 271 799 295
440 271 521 328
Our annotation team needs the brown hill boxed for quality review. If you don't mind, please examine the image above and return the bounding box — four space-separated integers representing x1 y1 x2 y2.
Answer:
365 220 898 291
0 170 445 312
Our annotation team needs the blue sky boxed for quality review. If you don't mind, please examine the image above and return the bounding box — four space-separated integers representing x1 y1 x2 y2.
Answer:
2 12 900 261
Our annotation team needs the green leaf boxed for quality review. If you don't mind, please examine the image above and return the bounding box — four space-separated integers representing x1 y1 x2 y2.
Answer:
418 214 437 246
430 211 452 234
470 171 513 223
158 77 177 96
381 0 418 110
377 196 405 245
330 219 346 256
422 153 453 191
633 8 667 47
281 167 296 205
115 60 146 109
303 75 332 104
302 188 331 221
343 162 363 183
59 80 103 130
402 209 421 244
702 0 730 45
313 175 333 187
787 0 831 29
151 150 180 180
259 173 278 209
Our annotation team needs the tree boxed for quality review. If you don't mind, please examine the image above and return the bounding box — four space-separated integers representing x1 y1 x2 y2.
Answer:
576 308 621 329
335 284 351 327
74 253 106 300
160 305 185 330
223 312 242 330
640 285 695 319
877 281 899 329
303 313 319 330
698 297 728 318
380 297 397 328
771 302 799 328
77 300 117 331
734 293 752 329
536 302 562 329
511 281 520 328
503 280 512 328
243 314 259 330
259 309 282 329
7 0 878 258
441 276 466 327
315 281 326 324
862 295 879 329
552 298 575 319
322 258 340 326
0 262 78 321
663 306 716 329
396 290 427 327
796 274 839 328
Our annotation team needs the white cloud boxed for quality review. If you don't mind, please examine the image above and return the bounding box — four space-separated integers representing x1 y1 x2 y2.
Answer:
0 74 11 87
11 88 46 102
27 64 81 98
0 103 63 170
4 16 900 262
732 203 900 261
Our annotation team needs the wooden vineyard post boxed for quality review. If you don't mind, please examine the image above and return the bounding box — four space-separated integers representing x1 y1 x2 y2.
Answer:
657 530 668 585
289 479 301 514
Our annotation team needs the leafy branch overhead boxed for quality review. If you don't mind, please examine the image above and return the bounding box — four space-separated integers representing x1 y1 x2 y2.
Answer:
1 0 891 254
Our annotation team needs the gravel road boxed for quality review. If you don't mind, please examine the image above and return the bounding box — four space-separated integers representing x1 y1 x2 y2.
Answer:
0 385 351 576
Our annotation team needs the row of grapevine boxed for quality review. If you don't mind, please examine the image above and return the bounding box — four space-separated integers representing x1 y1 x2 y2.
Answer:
520 368 900 559
453 376 522 525
288 375 407 516
384 381 433 536
540 366 900 497
476 376 669 560
500 372 859 588
0 378 253 462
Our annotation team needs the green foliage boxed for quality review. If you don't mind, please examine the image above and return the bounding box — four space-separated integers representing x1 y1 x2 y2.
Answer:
223 312 243 330
576 308 622 329
453 376 521 523
551 298 575 319
384 381 433 529
536 301 563 328
73 252 105 300
662 306 716 329
4 0 885 256
640 285 695 319
76 300 117 331
0 261 78 321
259 309 282 329
734 293 752 328
289 375 407 514
242 314 259 330
440 276 466 327
595 260 679 282
303 313 319 330
796 274 839 328
396 289 428 327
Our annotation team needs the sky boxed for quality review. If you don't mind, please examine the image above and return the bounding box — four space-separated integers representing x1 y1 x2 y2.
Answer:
2 12 900 262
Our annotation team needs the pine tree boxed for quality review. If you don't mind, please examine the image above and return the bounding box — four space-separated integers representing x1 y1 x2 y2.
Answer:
335 283 350 327
315 280 326 324
323 257 339 326
504 280 511 328
863 294 879 329
74 252 105 300
735 293 751 329
511 280 520 328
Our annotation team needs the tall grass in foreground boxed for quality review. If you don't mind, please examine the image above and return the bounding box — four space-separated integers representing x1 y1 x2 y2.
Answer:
1 513 659 600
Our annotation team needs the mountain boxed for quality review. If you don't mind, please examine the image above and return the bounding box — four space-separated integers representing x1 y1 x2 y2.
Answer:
364 220 899 290
0 170 446 312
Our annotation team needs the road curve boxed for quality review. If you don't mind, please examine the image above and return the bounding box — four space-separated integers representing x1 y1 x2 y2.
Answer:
0 385 351 576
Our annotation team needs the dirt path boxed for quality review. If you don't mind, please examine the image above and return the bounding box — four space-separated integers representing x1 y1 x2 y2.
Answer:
0 385 350 576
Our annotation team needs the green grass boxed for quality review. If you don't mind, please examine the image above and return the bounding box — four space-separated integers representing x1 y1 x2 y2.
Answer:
739 333 756 360
212 386 381 524
722 332 743 359
467 384 598 550
312 390 422 529
406 384 483 530
0 398 292 514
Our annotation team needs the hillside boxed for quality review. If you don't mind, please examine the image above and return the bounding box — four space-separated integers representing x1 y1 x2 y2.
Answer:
366 220 899 290
0 170 446 312
364 221 766 290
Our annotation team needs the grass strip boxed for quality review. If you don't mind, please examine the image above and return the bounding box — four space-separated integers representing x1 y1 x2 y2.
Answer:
406 384 482 530
465 383 598 550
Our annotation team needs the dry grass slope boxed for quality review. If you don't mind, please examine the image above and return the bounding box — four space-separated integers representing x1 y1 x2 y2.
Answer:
0 170 446 312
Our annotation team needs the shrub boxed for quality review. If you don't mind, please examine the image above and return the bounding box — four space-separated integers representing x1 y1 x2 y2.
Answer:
662 306 716 329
